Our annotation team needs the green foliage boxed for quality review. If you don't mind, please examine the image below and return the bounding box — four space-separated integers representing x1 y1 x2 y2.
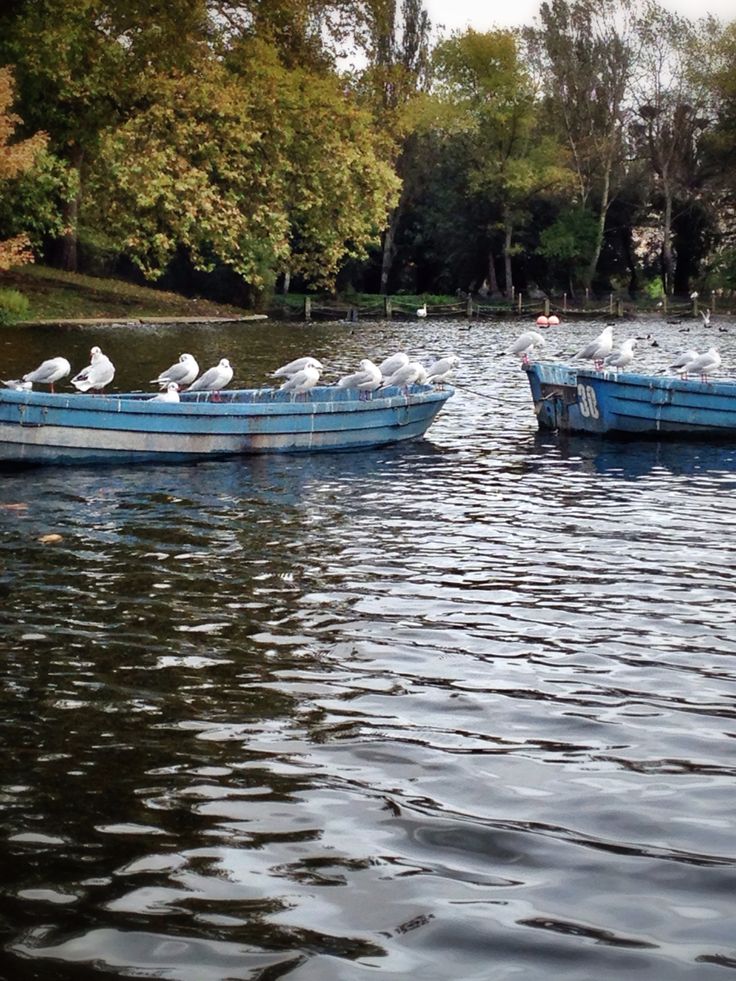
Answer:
89 46 399 292
0 287 30 324
0 148 77 249
538 207 598 274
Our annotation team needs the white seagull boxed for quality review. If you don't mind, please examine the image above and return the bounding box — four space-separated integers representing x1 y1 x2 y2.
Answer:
701 309 711 327
382 361 425 391
378 352 409 379
2 378 33 391
4 356 71 393
604 338 637 371
337 359 383 399
187 358 233 396
272 356 324 379
71 347 115 393
280 363 321 399
151 353 198 389
148 382 180 402
508 331 546 364
426 354 459 385
575 325 614 370
417 304 428 318
681 347 721 382
667 349 699 375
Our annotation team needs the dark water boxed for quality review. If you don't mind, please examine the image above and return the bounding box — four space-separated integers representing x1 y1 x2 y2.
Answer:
1 316 736 980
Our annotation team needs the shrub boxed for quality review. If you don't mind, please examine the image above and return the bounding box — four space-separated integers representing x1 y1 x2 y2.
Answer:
0 288 30 324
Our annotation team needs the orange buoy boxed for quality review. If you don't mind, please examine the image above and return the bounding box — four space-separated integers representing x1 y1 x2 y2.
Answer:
548 314 560 326
536 315 549 327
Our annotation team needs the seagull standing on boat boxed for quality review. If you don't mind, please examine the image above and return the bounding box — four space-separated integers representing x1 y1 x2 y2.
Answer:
575 325 614 370
337 359 382 399
4 357 71 393
667 349 699 375
382 361 425 392
71 347 115 393
681 347 721 382
151 353 199 389
186 358 233 397
272 356 324 379
148 382 180 402
508 331 546 364
426 354 459 386
378 353 409 380
604 338 637 372
280 363 321 399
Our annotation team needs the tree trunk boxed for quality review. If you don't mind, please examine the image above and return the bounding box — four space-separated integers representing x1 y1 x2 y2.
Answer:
379 205 400 295
661 185 674 295
55 145 84 273
503 213 513 297
584 164 611 290
488 252 500 295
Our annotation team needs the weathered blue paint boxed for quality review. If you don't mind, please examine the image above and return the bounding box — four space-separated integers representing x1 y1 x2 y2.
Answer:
524 361 736 436
0 384 453 465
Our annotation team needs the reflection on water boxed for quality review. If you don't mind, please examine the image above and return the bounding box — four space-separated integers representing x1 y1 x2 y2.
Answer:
2 316 736 980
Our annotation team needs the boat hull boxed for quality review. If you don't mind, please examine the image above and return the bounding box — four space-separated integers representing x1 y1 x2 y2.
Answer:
524 362 736 436
0 385 452 465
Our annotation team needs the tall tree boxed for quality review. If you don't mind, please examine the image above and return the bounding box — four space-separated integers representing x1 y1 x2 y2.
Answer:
532 0 635 290
432 29 571 296
357 0 431 293
630 3 715 294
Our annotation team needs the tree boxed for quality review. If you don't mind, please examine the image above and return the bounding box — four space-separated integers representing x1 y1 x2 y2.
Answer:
630 4 716 294
356 0 432 293
532 0 635 290
0 66 47 270
89 46 398 297
432 29 572 296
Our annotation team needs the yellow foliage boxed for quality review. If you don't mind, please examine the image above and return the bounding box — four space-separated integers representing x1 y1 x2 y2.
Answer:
0 67 47 268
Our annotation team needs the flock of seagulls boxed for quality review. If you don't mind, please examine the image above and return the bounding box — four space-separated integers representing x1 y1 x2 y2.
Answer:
2 347 459 402
508 321 725 383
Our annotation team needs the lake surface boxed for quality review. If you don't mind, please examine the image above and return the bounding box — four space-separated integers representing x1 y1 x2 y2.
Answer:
1 314 736 980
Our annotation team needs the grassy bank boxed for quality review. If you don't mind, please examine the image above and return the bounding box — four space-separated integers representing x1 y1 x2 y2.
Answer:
1 265 248 322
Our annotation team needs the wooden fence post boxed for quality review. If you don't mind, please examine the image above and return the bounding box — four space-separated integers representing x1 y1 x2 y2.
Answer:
467 297 473 318
692 296 699 318
616 299 624 318
663 295 668 315
543 298 550 317
383 296 392 319
517 292 522 314
563 292 567 312
609 293 614 314
585 287 590 309
303 296 311 321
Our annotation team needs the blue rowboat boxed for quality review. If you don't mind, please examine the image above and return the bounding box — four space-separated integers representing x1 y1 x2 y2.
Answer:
524 361 736 436
0 384 453 465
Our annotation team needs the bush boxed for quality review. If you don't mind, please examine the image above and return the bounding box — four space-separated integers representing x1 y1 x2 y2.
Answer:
0 288 30 324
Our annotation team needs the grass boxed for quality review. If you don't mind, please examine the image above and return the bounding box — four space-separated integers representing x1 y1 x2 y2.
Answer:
1 265 249 322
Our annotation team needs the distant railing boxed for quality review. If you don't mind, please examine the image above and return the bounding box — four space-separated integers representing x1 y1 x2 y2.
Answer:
272 293 713 323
